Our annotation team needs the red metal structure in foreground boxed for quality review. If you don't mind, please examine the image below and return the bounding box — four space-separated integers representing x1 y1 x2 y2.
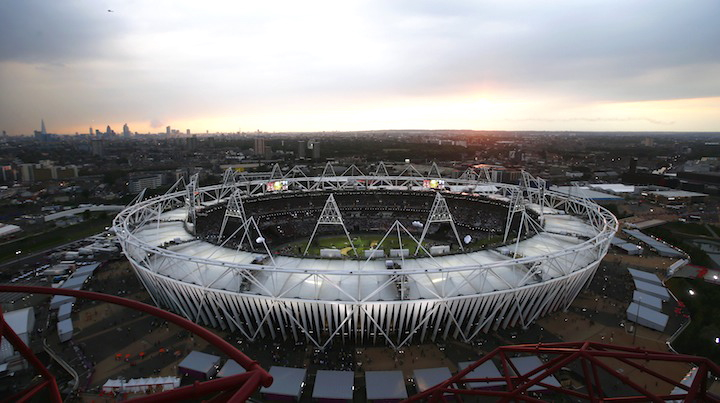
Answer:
0 285 272 403
406 341 720 402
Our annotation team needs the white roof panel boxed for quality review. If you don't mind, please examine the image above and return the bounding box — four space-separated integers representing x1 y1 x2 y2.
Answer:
312 370 354 400
365 370 408 400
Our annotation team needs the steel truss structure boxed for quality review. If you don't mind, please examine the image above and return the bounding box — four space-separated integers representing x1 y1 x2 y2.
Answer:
113 165 617 349
407 341 720 402
0 285 272 402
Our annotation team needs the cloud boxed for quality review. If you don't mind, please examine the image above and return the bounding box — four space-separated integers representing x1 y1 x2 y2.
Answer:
1 0 719 133
0 1 126 64
504 117 675 126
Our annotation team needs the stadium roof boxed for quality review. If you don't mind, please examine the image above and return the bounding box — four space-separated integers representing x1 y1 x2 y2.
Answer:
131 212 598 301
549 186 623 201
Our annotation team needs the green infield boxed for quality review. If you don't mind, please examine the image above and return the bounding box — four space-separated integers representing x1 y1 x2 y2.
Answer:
277 233 504 257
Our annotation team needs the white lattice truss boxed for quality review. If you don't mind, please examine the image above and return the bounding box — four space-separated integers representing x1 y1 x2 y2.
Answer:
304 194 358 257
415 192 464 255
114 165 617 349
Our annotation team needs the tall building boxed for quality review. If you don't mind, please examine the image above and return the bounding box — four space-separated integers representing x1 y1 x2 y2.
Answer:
309 140 320 160
122 123 131 137
128 173 164 193
166 126 171 136
105 125 114 137
19 162 78 182
91 139 105 157
89 127 94 137
254 137 266 157
298 140 306 159
34 119 50 142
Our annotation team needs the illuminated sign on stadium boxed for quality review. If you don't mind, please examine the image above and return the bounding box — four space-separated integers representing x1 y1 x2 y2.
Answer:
423 179 445 189
266 180 289 192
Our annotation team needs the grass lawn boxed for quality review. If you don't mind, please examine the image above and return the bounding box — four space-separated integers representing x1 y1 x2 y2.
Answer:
665 277 720 364
659 222 712 237
282 233 503 257
0 217 113 263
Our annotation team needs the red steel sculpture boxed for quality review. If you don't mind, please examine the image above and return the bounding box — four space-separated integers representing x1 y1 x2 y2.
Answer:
0 285 272 402
406 341 720 402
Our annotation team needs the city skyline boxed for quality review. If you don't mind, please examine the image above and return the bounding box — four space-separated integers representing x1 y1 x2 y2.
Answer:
1 0 719 135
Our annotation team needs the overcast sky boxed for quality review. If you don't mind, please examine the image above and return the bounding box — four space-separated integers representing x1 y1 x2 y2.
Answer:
1 0 719 134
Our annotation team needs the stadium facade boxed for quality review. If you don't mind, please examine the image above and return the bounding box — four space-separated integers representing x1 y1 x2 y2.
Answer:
113 164 617 349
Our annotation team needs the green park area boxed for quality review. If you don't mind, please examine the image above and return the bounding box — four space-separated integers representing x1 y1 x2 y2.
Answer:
666 277 720 364
0 217 113 264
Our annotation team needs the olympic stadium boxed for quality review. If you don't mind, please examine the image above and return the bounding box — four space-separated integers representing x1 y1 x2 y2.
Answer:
113 163 617 349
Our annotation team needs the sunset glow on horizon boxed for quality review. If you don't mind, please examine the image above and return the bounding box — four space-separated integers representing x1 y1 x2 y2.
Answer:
1 0 719 135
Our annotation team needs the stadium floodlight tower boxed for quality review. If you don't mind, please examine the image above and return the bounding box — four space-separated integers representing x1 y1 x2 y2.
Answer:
304 194 358 257
219 189 247 241
415 192 464 255
185 173 199 234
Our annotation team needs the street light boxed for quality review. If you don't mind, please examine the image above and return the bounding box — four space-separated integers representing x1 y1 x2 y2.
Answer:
689 289 696 296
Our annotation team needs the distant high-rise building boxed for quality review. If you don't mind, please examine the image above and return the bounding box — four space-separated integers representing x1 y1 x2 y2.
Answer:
34 119 50 141
89 127 94 137
298 140 306 159
105 125 114 137
186 129 191 136
166 126 171 136
91 139 105 157
122 123 131 137
254 137 266 157
629 157 638 174
308 140 320 160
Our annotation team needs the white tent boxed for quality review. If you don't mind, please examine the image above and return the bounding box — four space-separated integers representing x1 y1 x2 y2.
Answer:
632 291 663 311
217 360 246 378
102 379 123 393
628 268 662 286
58 303 73 321
458 360 505 389
1 307 35 363
50 295 76 310
57 318 73 342
178 351 221 379
627 302 668 332
633 279 670 301
413 367 453 393
312 370 354 401
260 366 307 400
508 356 561 392
365 370 407 401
